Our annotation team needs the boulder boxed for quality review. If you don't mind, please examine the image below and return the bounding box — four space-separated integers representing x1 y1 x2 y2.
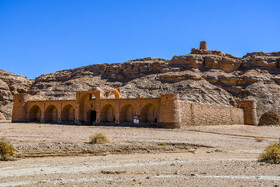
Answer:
258 111 280 126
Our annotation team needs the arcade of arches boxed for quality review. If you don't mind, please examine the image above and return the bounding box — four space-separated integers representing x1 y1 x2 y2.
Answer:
26 100 159 125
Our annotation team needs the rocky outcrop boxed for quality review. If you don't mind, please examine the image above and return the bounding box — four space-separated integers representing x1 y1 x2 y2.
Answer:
170 49 242 72
1 43 280 121
0 69 32 119
28 48 280 119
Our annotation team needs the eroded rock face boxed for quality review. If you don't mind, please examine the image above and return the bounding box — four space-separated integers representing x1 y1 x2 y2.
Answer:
0 69 32 119
0 112 5 120
170 49 242 72
1 47 280 121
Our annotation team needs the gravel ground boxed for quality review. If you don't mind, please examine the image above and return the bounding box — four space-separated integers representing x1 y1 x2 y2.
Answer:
1 121 280 186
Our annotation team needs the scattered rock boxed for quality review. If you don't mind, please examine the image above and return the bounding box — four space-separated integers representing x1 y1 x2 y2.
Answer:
101 170 126 174
214 149 223 152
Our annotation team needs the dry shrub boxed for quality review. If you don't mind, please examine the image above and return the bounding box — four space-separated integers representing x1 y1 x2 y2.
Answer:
89 133 112 144
258 111 280 126
258 143 280 164
0 138 16 161
255 136 265 142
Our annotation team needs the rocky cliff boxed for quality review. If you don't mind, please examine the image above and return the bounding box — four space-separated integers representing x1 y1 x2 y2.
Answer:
0 69 32 119
1 44 280 120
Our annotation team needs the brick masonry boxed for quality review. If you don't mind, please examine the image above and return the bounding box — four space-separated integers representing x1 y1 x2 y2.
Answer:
12 87 257 128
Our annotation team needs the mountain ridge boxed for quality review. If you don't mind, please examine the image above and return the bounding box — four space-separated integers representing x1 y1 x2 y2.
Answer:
1 45 280 120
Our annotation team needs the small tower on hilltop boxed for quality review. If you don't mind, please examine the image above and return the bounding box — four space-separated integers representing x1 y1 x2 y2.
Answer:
200 41 208 50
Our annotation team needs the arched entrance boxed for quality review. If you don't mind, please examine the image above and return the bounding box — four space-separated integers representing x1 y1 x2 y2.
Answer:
101 104 115 122
44 105 58 123
79 93 98 122
29 105 41 122
141 103 157 123
120 104 134 122
61 104 75 122
87 110 96 124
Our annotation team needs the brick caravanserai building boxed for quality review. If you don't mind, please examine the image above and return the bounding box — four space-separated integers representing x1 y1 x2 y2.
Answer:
12 86 257 128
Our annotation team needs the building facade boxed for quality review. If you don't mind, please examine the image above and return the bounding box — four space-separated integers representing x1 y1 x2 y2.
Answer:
12 87 257 128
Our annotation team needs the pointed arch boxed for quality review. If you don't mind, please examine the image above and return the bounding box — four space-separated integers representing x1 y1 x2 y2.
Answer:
44 105 58 123
29 105 41 122
111 89 120 99
61 104 75 122
100 104 115 122
120 104 135 122
141 103 157 123
79 93 92 122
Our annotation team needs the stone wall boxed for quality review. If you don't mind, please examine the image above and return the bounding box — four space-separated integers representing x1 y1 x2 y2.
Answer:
13 90 247 128
12 93 31 122
180 101 244 126
237 99 257 125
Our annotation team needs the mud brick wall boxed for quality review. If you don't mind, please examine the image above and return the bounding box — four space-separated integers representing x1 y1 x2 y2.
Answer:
180 101 244 126
12 94 31 122
230 107 244 124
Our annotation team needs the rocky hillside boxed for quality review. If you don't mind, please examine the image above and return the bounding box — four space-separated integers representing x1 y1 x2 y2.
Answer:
1 44 280 120
0 69 32 119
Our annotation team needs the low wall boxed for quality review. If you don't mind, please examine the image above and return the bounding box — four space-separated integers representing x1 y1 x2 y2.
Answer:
180 101 244 126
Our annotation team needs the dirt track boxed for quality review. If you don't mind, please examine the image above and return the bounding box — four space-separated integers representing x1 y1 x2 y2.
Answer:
1 121 280 186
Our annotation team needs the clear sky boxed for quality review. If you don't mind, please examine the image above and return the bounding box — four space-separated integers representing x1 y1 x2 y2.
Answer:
0 0 279 79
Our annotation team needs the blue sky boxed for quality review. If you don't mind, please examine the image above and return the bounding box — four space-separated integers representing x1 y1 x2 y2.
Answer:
0 0 279 79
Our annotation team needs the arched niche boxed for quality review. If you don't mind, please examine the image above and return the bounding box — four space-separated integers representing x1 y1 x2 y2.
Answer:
100 104 115 122
29 105 41 122
44 105 58 123
120 104 135 122
141 103 157 123
61 104 75 122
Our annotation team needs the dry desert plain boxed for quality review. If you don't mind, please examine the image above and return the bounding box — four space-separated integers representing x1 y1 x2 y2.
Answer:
0 121 280 186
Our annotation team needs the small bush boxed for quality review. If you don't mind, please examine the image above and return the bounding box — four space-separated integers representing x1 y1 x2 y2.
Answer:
258 143 280 164
255 136 265 142
0 138 16 161
89 133 112 144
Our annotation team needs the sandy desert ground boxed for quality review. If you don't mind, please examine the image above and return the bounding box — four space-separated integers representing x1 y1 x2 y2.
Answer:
1 121 280 186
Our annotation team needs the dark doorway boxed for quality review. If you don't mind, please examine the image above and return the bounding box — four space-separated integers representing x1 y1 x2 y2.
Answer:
88 110 96 124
